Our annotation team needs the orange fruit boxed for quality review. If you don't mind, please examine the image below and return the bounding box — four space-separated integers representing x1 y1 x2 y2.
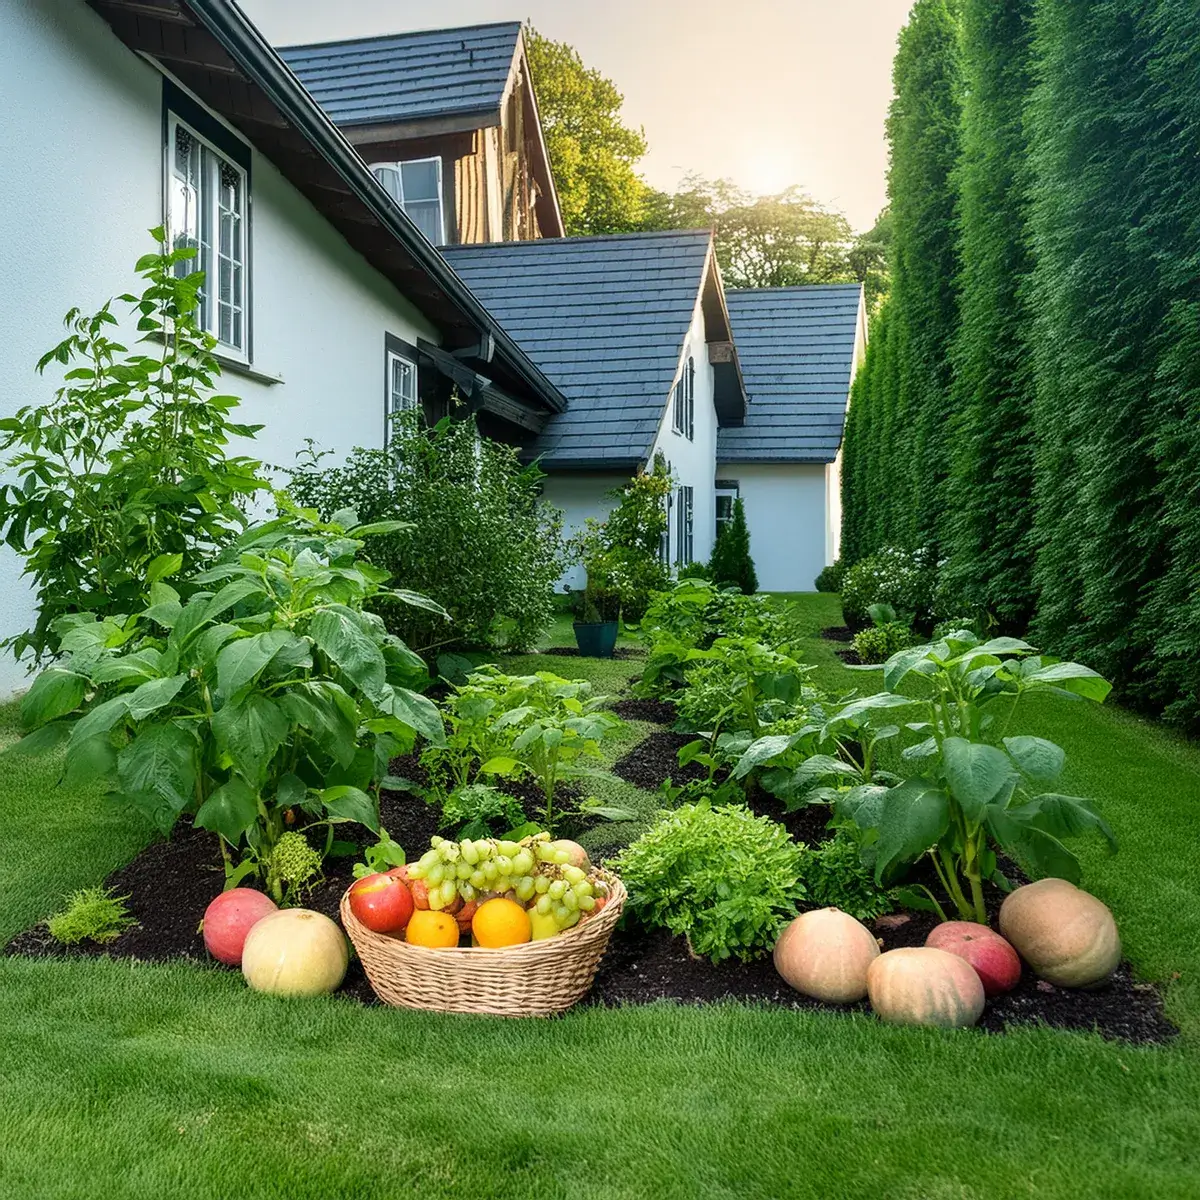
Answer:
471 898 532 948
405 909 460 949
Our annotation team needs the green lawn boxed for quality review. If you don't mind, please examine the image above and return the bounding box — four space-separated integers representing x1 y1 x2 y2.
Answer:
4 594 1200 1198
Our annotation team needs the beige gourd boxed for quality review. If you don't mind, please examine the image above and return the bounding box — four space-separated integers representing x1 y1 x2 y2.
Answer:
773 908 880 1003
867 947 986 1028
241 908 349 997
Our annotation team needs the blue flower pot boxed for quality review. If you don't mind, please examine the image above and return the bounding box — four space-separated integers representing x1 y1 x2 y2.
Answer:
573 621 619 658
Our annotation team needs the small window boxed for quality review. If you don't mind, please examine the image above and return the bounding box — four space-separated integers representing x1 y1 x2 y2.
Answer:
372 158 445 245
716 480 740 540
384 334 419 442
167 112 249 355
671 357 695 441
675 485 694 567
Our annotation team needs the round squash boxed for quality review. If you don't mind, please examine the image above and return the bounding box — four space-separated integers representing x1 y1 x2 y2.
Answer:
867 947 985 1028
241 909 348 997
773 907 880 1003
999 878 1120 988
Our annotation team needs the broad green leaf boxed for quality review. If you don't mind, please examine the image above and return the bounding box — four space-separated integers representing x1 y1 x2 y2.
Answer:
733 733 796 779
902 735 938 761
276 772 307 810
70 696 131 743
116 721 197 825
350 519 413 537
1003 735 1066 782
63 732 118 789
383 685 446 746
833 692 917 724
872 779 951 883
987 809 1082 883
279 684 357 769
975 636 1034 656
2 721 71 759
167 598 214 652
21 670 88 729
479 755 521 776
146 553 184 584
203 576 268 622
941 737 1018 822
125 674 188 721
195 778 259 844
321 785 379 832
883 645 935 691
143 594 183 629
215 629 292 699
310 606 386 699
1011 793 1117 853
1024 661 1112 703
389 588 450 618
212 693 290 790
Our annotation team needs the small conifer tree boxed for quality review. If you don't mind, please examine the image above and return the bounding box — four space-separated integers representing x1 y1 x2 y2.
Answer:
709 498 758 594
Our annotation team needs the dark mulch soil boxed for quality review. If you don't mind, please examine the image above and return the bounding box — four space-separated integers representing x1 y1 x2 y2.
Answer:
821 625 856 644
836 647 866 666
5 761 1174 1044
610 697 679 726
612 730 704 791
540 646 645 660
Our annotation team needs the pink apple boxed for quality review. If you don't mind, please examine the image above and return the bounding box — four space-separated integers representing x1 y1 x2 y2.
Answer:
925 921 1021 996
203 888 278 966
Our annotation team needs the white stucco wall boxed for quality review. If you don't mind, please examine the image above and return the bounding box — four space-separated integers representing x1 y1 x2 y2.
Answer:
541 473 627 591
0 0 441 696
649 290 719 568
717 463 830 593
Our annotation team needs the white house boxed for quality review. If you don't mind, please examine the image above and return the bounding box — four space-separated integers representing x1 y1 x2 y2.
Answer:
0 0 566 697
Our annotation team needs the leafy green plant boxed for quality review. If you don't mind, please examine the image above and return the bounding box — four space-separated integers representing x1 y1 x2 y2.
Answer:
708 497 757 594
834 631 1117 921
47 887 136 945
815 560 845 593
614 800 807 962
0 232 266 664
638 578 788 652
800 832 895 922
440 783 526 839
352 828 407 880
287 411 566 653
7 507 447 902
840 546 936 628
852 603 914 664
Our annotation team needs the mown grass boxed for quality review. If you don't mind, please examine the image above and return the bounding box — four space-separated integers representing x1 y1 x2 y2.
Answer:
3 594 1200 1197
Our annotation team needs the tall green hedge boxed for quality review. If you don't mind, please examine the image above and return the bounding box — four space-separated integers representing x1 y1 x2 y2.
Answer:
840 0 1200 728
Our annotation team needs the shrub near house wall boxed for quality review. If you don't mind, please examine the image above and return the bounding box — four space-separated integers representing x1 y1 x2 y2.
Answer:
288 412 566 653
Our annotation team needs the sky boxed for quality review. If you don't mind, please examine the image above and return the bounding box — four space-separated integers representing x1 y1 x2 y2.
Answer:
240 0 914 233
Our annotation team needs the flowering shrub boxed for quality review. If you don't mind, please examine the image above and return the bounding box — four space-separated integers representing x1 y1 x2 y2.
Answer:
840 545 936 627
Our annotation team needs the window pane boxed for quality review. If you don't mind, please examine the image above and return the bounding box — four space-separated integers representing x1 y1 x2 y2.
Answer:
372 165 403 203
388 353 417 416
405 199 443 244
400 159 440 201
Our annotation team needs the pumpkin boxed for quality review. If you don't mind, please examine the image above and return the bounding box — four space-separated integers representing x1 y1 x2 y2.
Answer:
773 907 880 1003
999 878 1120 988
867 947 986 1028
241 909 348 997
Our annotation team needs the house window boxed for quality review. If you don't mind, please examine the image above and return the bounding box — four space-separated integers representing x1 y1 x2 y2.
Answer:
715 480 740 540
671 357 695 440
384 334 419 442
371 158 445 245
675 485 694 567
166 110 250 355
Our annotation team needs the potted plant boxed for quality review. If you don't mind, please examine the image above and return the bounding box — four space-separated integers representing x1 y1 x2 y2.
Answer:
569 579 622 657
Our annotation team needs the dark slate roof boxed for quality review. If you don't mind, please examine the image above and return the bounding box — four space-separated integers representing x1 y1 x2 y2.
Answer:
278 22 522 127
442 231 714 469
717 284 863 464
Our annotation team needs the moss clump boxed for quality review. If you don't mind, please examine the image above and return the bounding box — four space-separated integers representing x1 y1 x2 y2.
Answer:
47 887 136 945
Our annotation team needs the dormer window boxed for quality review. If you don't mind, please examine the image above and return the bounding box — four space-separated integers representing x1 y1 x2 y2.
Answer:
672 356 695 441
371 158 445 245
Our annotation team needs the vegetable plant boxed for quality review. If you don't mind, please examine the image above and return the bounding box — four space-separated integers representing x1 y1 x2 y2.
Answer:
851 602 913 664
614 800 807 962
7 507 447 902
834 631 1117 922
0 233 266 664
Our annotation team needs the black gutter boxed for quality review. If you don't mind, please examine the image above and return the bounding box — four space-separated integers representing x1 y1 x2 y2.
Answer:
184 0 567 415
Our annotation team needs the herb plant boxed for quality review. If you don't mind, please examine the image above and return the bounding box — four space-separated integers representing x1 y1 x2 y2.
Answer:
851 602 914 664
8 508 447 902
614 800 807 962
47 887 136 945
835 632 1117 921
0 233 266 664
800 832 895 922
440 783 527 839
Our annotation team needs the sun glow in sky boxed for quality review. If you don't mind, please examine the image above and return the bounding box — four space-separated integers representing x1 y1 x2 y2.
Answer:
243 0 913 232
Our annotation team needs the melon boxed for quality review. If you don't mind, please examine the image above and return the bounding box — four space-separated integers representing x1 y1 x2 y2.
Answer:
202 888 278 966
773 908 880 1003
867 947 986 1028
241 909 348 997
999 878 1120 988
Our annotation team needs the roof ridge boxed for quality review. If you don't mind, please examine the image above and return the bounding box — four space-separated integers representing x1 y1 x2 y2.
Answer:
442 228 714 252
727 283 863 294
278 21 523 54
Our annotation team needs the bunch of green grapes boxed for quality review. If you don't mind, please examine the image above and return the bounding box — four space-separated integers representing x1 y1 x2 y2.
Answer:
407 832 607 934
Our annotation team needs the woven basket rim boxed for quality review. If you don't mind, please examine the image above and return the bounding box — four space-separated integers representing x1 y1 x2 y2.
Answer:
340 868 626 961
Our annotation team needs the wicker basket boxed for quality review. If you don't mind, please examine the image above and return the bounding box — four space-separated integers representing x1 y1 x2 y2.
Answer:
340 870 626 1017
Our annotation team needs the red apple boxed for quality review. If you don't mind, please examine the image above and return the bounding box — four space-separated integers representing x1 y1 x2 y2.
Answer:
925 921 1021 996
349 872 415 934
203 888 278 966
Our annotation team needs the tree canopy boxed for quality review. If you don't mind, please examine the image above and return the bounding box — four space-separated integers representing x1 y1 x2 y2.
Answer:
525 26 649 236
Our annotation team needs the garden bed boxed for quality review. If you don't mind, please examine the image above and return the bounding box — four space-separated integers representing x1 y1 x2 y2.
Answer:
541 646 645 660
612 730 706 790
610 697 678 725
820 625 856 644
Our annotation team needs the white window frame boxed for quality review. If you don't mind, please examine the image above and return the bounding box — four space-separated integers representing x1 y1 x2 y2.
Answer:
370 157 446 245
385 346 419 443
675 485 695 567
671 357 695 441
165 111 249 359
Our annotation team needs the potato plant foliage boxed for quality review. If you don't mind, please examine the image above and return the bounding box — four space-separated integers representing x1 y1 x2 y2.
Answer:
8 508 447 899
